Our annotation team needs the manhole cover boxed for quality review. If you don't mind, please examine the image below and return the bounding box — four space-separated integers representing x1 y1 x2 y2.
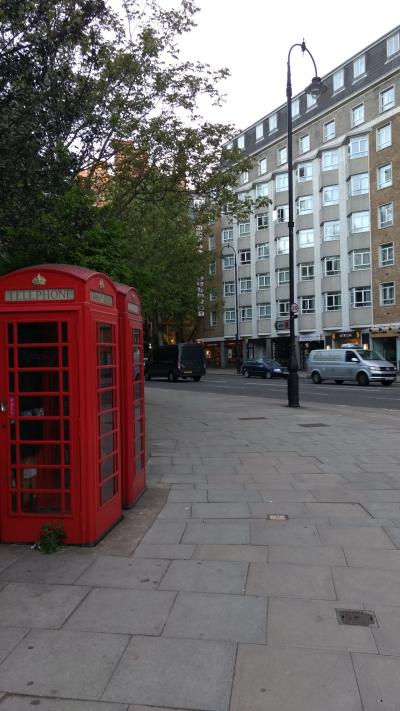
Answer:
336 609 378 627
298 423 329 428
238 417 267 420
267 514 288 521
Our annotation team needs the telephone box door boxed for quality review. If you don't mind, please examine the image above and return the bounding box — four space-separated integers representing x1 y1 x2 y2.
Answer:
0 315 81 543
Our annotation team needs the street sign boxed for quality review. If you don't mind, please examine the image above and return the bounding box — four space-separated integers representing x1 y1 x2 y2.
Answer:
290 303 299 314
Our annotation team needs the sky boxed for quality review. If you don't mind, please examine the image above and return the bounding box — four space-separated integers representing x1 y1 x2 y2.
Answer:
112 1 400 133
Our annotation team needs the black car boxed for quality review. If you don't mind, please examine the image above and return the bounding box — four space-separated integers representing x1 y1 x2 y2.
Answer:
145 343 205 382
241 358 289 379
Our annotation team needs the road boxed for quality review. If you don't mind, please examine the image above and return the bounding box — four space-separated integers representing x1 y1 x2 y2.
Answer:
145 371 400 411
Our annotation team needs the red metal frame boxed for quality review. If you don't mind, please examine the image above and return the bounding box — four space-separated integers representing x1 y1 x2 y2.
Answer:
0 265 123 544
115 283 146 507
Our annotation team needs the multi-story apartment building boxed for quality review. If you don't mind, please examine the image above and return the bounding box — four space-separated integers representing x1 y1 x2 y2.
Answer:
198 26 400 370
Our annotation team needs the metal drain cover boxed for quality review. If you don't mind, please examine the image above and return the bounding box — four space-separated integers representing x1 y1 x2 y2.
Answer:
267 514 288 521
336 609 378 627
298 423 328 428
238 417 267 420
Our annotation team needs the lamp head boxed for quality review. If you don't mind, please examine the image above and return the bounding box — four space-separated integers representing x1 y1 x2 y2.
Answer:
305 76 327 99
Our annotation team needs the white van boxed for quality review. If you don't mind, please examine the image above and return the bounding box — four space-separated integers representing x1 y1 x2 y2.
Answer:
307 347 396 386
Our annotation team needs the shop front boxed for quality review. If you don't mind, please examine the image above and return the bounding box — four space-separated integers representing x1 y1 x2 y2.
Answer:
298 333 324 370
370 325 400 368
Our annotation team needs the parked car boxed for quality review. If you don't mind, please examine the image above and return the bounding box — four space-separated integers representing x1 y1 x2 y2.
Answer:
145 343 206 382
307 347 396 386
241 358 289 379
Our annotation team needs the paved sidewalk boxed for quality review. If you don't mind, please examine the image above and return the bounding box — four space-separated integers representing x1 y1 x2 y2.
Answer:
1 386 400 709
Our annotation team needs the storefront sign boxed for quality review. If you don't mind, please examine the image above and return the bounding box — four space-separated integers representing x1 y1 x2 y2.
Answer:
298 333 322 342
5 289 75 302
337 331 354 338
275 320 289 331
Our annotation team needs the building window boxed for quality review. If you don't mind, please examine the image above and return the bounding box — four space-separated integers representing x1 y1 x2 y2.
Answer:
323 221 340 241
387 33 400 57
239 278 252 293
222 228 233 242
224 281 235 296
258 303 271 319
299 134 310 154
237 135 245 149
297 196 313 214
224 309 236 323
277 300 289 316
377 164 392 189
257 213 269 230
256 182 269 198
297 163 312 181
324 292 341 311
240 307 252 321
240 249 251 264
380 282 395 306
350 211 370 233
292 98 300 117
208 236 216 251
269 113 277 132
323 120 335 142
223 255 234 270
277 269 289 285
275 205 289 223
352 103 364 127
209 261 216 275
209 289 217 302
275 173 288 192
301 297 315 314
333 68 344 92
378 203 393 228
238 221 250 236
349 173 369 196
257 243 270 259
379 281 395 306
239 171 249 185
353 55 365 79
322 150 338 170
298 229 314 248
257 273 270 289
307 92 317 109
349 135 368 158
258 158 267 175
380 86 395 112
276 237 289 255
210 311 217 326
323 256 341 276
379 243 394 267
322 185 339 206
350 287 371 308
256 123 264 141
238 191 251 203
300 263 315 281
277 146 287 165
377 123 392 150
350 249 370 271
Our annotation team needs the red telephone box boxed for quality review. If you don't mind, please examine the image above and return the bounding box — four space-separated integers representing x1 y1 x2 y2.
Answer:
115 283 146 507
0 265 123 545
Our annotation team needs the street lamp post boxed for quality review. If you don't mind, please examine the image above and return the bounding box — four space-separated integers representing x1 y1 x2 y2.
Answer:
286 41 326 407
221 243 241 373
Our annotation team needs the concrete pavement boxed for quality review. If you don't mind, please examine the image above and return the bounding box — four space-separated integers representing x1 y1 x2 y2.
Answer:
1 385 400 709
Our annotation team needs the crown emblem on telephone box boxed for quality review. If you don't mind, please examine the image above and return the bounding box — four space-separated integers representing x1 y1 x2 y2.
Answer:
32 274 47 286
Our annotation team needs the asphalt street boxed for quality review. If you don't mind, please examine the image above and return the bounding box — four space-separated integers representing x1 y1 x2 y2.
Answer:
145 371 400 411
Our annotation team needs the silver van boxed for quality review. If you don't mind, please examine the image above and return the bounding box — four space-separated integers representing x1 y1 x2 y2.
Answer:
307 347 397 386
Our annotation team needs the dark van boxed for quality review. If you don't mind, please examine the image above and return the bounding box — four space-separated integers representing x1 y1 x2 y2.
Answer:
144 343 206 382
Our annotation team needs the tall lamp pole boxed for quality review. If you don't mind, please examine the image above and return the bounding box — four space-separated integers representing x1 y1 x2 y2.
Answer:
286 41 326 407
221 244 241 373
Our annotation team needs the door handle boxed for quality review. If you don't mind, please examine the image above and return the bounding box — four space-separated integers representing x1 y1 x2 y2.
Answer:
0 401 6 413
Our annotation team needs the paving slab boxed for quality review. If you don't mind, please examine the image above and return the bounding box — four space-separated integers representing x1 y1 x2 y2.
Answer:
332 566 400 605
0 628 29 664
0 548 28 574
0 583 88 628
132 543 195 559
304 502 372 519
370 605 400 654
75 556 169 589
193 544 268 562
0 629 129 700
191 503 250 518
140 520 188 544
182 521 250 545
206 488 262 502
157 503 192 519
65 587 176 635
167 489 207 502
258 489 316 502
344 546 400 570
268 598 377 652
159 559 248 594
249 502 308 518
246 562 336 599
268 543 346 566
317 525 395 548
0 551 96 584
163 591 267 643
353 652 400 711
250 521 321 546
0 698 128 710
230 645 362 711
102 635 236 711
